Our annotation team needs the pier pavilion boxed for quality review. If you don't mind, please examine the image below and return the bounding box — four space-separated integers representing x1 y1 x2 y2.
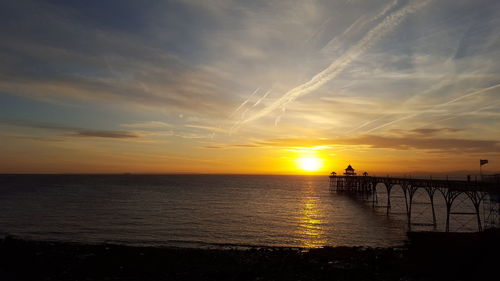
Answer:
330 165 500 232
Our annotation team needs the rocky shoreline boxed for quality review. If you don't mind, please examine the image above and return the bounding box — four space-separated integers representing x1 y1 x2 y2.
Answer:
1 230 499 281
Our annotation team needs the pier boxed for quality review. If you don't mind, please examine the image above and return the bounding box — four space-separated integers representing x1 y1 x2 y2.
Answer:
329 166 500 232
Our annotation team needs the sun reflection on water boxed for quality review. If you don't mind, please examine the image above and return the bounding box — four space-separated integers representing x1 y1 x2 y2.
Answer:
296 184 327 248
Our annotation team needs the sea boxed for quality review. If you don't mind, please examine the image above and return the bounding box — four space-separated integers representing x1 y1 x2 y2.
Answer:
0 174 481 248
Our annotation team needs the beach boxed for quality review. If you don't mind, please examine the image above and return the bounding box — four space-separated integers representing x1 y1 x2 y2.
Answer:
1 230 499 281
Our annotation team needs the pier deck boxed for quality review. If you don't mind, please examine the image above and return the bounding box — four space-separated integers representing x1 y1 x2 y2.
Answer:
329 174 500 232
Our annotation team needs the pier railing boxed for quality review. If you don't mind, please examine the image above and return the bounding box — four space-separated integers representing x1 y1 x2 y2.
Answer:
329 175 500 232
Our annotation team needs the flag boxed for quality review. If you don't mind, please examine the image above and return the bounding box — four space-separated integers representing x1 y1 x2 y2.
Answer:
480 159 488 166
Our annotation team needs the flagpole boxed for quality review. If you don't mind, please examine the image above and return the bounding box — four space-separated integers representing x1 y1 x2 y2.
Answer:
479 159 488 181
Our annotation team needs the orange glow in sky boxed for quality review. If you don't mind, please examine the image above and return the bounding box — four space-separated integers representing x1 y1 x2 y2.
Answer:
297 157 323 172
0 1 499 175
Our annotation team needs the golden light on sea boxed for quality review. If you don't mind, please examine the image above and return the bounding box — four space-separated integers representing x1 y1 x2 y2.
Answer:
296 183 327 248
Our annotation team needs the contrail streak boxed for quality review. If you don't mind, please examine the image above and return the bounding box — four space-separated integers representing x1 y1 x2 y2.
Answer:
229 87 260 118
253 89 271 107
305 16 332 45
323 0 399 52
346 115 387 134
238 0 432 126
363 83 500 133
240 89 272 121
415 100 500 129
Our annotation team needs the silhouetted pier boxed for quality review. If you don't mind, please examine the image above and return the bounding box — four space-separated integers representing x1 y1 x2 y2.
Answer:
329 166 500 232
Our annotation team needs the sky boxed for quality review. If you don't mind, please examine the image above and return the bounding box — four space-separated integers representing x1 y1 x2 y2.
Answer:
1 0 499 175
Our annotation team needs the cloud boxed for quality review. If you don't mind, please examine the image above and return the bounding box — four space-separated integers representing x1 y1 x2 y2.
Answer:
343 135 499 153
357 83 500 134
185 124 229 134
121 121 172 130
202 143 260 149
388 127 462 136
0 119 139 139
235 0 434 127
206 131 500 154
0 0 239 117
1 0 500 166
0 52 237 117
70 130 138 139
410 128 460 135
3 135 64 142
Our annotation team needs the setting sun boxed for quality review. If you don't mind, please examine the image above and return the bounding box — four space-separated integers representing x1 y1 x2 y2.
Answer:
297 157 323 172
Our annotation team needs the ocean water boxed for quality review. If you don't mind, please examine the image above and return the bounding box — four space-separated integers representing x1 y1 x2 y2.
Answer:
0 174 426 248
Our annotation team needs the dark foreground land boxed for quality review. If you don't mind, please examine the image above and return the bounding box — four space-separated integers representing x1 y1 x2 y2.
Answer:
1 230 499 281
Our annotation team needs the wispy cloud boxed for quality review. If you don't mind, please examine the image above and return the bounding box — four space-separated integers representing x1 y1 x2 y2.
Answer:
185 124 229 134
234 0 433 127
393 127 462 136
1 0 500 172
0 119 139 139
359 83 500 134
70 130 138 139
321 0 400 54
0 1 238 117
207 132 500 154
121 121 172 130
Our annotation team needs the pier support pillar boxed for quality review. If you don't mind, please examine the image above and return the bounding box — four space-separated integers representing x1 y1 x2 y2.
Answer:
372 183 377 208
445 203 451 232
406 186 417 229
475 204 482 232
467 191 485 232
444 191 461 232
386 183 392 215
425 187 437 227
